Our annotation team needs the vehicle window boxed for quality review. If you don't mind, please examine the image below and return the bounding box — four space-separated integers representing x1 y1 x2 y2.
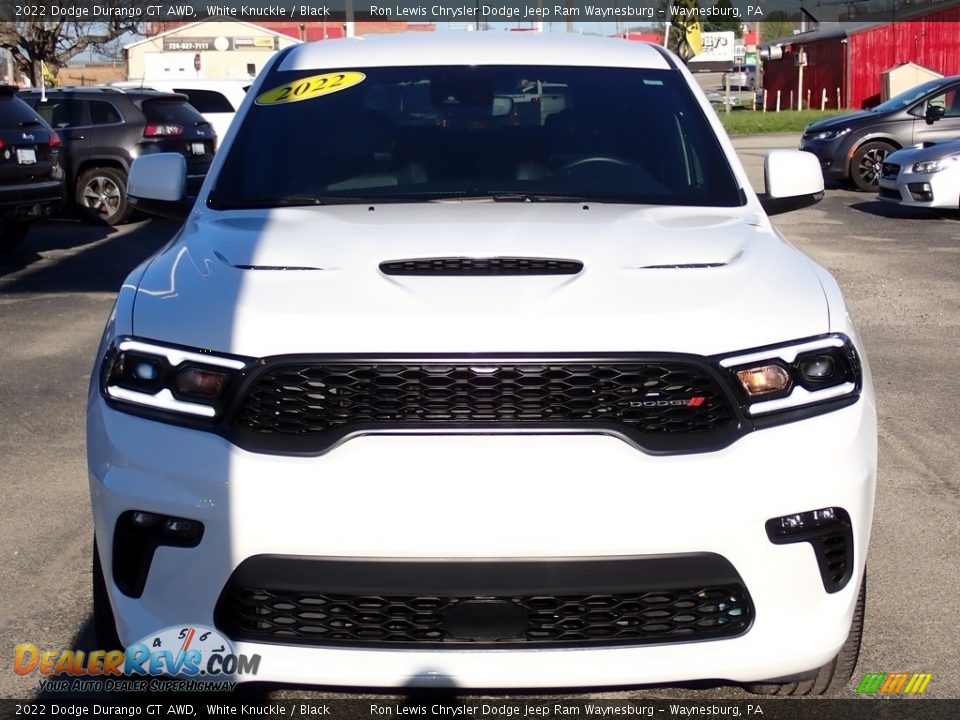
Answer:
920 86 960 118
89 100 122 125
172 89 235 113
210 65 743 209
142 99 209 127
875 78 953 113
29 96 87 128
1 93 48 128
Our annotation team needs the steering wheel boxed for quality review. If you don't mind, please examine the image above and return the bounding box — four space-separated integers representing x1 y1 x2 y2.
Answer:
561 156 630 171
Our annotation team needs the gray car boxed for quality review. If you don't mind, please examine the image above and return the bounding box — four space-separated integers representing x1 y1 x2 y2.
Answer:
800 74 960 191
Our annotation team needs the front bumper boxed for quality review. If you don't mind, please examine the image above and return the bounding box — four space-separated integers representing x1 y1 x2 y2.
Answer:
0 179 64 217
800 139 851 181
88 389 876 688
878 169 960 209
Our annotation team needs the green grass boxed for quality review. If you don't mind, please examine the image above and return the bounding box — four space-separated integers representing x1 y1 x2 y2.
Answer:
717 109 847 136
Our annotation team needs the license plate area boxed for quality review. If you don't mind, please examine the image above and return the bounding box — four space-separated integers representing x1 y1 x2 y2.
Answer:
16 148 37 165
190 142 205 156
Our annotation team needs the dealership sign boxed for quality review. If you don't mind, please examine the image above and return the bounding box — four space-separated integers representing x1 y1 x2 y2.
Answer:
688 31 736 72
163 36 280 52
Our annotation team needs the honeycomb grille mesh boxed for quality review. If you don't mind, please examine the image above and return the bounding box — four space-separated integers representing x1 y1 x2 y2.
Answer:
232 360 734 439
217 586 752 647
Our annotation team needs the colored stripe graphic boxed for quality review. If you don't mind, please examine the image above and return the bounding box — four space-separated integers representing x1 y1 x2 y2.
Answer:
904 673 933 695
880 673 909 693
857 672 932 695
857 673 886 694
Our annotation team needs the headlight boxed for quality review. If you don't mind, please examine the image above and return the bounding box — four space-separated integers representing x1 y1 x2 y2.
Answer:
719 335 861 419
912 156 960 174
811 128 851 141
100 338 249 420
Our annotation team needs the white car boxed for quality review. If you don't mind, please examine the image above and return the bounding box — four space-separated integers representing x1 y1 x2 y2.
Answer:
878 138 960 210
88 33 876 694
112 79 250 140
723 65 755 91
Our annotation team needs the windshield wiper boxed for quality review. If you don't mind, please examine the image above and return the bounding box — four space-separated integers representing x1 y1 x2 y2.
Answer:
19 120 43 127
213 194 432 209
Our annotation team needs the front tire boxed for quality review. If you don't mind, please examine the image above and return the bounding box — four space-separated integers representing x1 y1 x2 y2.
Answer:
851 142 895 192
76 167 131 225
745 573 866 696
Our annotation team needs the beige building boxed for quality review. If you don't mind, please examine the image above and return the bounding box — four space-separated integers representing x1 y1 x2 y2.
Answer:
124 21 300 81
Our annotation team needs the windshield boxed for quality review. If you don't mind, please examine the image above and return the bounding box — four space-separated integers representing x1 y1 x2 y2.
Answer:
872 78 948 113
209 65 743 209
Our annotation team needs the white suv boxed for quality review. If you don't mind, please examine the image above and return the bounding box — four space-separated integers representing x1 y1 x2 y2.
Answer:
88 33 876 694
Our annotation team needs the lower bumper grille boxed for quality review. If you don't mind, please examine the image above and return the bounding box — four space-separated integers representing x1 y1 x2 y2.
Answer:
215 555 753 648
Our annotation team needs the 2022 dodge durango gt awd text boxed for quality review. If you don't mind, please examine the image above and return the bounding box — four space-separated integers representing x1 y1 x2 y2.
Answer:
88 34 877 694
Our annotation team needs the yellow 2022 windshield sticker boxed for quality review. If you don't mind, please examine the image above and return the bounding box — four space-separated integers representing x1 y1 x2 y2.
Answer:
256 72 366 106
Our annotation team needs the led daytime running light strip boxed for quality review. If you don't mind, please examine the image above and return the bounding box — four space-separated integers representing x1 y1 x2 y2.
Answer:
106 387 216 418
117 340 246 371
719 337 845 369
747 382 857 416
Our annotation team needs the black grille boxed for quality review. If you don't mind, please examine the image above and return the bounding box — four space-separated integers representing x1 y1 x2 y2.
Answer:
878 186 901 200
880 162 900 180
230 358 738 453
217 586 752 648
379 257 583 276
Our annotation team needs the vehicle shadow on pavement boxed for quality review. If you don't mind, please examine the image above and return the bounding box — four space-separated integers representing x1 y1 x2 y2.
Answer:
848 200 959 221
0 217 180 292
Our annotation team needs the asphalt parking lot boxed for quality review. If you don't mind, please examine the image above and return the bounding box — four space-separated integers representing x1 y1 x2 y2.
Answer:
0 135 958 702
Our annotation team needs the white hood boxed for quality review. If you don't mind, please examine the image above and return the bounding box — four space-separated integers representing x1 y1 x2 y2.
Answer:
132 203 829 358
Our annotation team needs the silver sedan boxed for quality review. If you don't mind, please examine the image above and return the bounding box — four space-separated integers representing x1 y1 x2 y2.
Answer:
878 138 960 210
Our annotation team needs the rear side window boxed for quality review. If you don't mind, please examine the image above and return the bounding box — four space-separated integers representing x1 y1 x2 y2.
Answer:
143 99 209 127
2 93 50 128
89 100 122 125
172 89 235 113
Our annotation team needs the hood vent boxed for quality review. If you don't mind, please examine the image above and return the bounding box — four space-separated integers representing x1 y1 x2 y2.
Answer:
640 262 727 270
380 257 583 276
233 265 323 271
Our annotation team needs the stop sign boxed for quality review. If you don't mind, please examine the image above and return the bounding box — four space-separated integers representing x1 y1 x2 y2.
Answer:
193 54 201 72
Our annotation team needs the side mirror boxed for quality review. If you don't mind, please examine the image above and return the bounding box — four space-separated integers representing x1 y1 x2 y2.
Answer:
925 104 946 124
127 154 193 220
759 149 824 216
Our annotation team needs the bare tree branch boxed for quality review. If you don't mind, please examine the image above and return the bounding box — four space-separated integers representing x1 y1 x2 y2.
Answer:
0 15 144 87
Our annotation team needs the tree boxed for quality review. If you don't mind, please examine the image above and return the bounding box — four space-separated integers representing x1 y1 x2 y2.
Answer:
703 0 744 38
0 18 144 87
760 12 800 43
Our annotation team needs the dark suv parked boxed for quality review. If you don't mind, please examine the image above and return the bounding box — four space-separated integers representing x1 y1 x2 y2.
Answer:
801 74 960 191
19 87 215 225
0 86 64 253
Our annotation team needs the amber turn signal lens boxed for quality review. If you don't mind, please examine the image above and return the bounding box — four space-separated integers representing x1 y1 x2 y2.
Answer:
175 367 228 397
736 365 791 396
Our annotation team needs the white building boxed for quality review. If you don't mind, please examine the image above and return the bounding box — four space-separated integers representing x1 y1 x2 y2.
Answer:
124 21 300 81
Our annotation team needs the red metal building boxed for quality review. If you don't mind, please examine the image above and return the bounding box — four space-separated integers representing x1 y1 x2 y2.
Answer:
761 7 960 111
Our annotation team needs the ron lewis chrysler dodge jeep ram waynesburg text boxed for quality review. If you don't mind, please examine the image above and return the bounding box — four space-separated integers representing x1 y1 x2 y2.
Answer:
88 34 877 694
